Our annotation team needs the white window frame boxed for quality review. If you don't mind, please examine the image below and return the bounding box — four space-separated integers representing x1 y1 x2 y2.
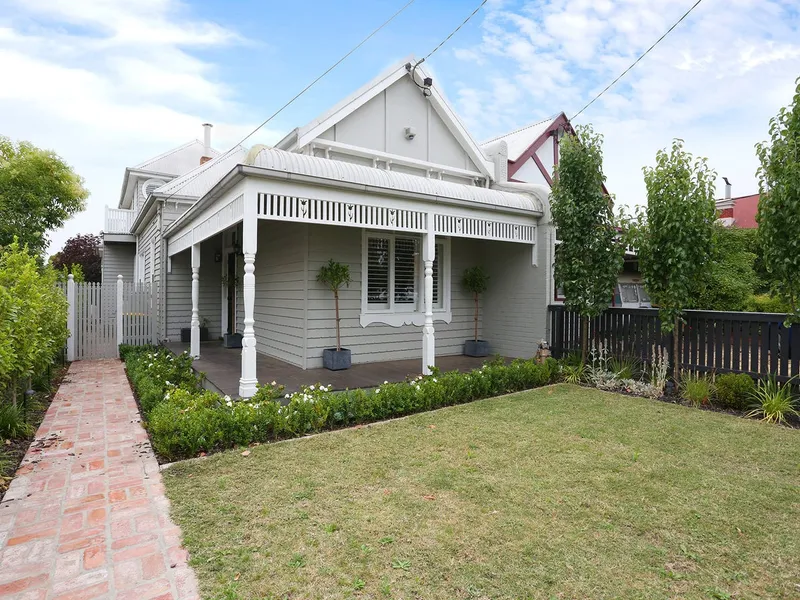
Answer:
360 230 452 327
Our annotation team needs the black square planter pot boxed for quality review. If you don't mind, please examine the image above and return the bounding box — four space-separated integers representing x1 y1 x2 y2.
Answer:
464 340 490 357
180 327 210 343
224 333 243 348
323 348 351 371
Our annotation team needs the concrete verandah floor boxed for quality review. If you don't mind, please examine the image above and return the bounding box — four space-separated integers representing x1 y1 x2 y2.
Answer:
165 342 496 397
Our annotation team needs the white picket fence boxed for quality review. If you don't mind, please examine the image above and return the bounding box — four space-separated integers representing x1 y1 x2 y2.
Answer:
65 275 158 361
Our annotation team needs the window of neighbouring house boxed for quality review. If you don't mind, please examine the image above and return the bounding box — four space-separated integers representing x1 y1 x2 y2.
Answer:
616 282 651 308
362 232 450 325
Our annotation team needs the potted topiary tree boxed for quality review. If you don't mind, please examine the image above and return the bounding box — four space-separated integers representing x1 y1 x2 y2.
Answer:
462 265 490 356
317 259 352 370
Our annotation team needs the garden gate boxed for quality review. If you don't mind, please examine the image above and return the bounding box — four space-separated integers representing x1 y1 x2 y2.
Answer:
65 276 158 361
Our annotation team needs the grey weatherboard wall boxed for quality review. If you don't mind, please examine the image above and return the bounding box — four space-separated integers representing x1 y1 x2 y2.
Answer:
101 242 135 284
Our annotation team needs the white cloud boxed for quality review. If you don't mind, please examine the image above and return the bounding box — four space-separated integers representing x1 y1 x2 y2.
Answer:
0 0 279 255
452 0 800 207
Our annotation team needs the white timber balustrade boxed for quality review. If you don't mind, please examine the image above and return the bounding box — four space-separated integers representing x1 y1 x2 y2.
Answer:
190 244 200 359
239 195 258 398
105 207 135 234
421 214 435 375
66 275 76 361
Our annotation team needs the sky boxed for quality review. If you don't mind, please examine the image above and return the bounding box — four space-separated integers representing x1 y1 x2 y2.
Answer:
1 0 799 255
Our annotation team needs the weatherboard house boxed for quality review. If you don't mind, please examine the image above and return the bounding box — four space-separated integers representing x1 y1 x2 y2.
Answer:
101 57 568 397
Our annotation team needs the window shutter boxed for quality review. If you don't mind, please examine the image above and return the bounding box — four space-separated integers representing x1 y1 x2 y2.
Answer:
394 237 416 305
367 237 389 307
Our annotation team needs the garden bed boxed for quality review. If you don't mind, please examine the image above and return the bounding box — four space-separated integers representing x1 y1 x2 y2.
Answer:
0 363 69 501
119 345 559 463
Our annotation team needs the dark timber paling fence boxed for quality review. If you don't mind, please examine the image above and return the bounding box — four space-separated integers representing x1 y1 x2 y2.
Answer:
548 306 800 382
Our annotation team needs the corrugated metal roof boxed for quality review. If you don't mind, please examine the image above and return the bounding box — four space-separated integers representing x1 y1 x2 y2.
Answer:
481 117 555 162
249 147 543 213
154 146 247 198
135 140 220 176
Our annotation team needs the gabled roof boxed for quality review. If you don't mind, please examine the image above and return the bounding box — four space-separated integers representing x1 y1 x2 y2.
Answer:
135 140 219 176
154 146 247 199
249 146 544 213
482 112 574 184
276 56 495 180
481 114 560 162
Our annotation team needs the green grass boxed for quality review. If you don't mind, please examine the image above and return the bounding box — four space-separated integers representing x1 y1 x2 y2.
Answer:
162 385 800 600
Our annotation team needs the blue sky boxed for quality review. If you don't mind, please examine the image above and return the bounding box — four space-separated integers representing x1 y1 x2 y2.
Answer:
1 0 799 253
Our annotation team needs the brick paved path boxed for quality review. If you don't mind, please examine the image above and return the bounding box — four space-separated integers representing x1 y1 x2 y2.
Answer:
0 360 199 600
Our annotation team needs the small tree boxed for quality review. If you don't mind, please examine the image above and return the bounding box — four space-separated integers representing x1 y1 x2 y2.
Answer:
756 77 800 323
462 266 489 343
638 139 717 380
551 124 624 363
51 234 101 282
316 259 351 351
0 136 88 255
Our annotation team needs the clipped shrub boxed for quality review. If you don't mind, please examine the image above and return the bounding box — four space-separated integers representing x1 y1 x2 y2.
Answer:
715 373 756 410
122 347 559 461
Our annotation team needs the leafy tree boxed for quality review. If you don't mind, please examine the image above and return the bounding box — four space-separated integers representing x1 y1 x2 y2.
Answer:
51 234 101 283
692 225 758 311
551 125 624 363
0 136 88 256
637 139 717 380
316 259 351 351
755 77 800 322
462 266 490 343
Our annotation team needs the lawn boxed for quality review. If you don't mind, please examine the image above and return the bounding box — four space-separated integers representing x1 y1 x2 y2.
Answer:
162 384 800 600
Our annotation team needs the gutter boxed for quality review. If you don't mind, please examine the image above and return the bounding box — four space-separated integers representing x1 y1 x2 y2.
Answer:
164 163 547 240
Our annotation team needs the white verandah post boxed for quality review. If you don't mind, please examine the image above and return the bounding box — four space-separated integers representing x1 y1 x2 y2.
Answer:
190 243 201 359
66 274 75 362
421 213 435 375
239 197 258 398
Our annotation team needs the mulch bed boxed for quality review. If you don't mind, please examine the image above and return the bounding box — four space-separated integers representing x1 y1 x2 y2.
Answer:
0 364 70 502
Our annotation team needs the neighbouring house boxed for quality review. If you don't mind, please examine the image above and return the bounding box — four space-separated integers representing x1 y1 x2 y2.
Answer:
101 57 556 397
716 177 759 228
481 113 651 308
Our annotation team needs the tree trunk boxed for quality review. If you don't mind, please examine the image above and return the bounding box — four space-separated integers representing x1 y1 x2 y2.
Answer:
11 378 17 408
334 289 341 351
673 317 680 384
580 315 589 364
474 293 479 342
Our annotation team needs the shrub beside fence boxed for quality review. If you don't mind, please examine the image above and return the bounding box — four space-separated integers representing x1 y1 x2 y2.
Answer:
549 305 800 382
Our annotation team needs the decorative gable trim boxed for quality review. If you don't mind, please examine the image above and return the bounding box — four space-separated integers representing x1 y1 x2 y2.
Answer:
282 57 494 180
507 113 571 181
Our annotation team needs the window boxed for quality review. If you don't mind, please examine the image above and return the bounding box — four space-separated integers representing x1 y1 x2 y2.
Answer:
616 282 651 308
361 232 450 326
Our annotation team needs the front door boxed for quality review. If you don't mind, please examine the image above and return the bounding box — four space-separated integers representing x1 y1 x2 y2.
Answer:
227 253 236 334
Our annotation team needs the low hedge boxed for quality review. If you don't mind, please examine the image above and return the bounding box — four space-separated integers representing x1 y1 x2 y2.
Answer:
121 345 559 461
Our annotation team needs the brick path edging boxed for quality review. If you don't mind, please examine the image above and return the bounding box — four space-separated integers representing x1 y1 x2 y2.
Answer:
0 360 199 600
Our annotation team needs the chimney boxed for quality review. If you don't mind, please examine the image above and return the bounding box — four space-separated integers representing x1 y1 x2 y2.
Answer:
200 123 213 164
723 176 732 200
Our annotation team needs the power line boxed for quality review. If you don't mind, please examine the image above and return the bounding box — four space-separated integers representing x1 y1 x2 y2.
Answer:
160 0 418 204
571 0 706 121
416 0 487 66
